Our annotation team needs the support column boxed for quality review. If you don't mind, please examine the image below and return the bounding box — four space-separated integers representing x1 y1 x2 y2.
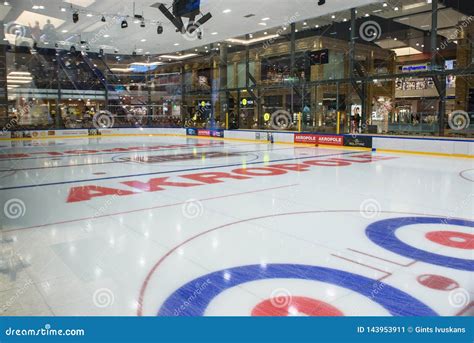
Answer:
219 44 228 124
0 21 8 124
431 0 446 136
56 53 63 128
290 23 296 78
455 19 474 112
181 65 186 122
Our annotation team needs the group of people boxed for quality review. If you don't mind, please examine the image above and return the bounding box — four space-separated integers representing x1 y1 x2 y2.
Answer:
27 20 58 45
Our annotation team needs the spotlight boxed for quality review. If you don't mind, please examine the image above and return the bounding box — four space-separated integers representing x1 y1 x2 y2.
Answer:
101 16 106 22
121 20 128 28
73 12 79 23
157 25 163 34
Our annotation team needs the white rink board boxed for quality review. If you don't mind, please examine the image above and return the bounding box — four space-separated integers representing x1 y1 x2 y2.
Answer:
373 137 473 156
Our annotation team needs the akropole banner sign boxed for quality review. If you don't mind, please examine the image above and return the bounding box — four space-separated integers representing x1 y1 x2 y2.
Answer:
317 135 344 146
294 134 343 146
294 134 318 144
344 135 373 148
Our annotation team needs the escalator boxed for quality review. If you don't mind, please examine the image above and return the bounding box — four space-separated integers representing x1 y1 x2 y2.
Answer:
81 52 115 92
56 50 104 92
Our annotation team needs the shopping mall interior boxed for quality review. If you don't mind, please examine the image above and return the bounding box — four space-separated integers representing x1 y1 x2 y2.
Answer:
1 0 473 137
0 1 473 322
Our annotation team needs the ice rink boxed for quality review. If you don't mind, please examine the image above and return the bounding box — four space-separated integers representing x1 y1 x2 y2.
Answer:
0 136 472 316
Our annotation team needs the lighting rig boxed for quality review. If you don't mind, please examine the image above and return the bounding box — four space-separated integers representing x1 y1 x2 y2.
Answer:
152 0 212 39
63 3 164 34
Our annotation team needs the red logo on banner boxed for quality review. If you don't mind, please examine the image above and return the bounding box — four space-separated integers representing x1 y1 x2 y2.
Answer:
294 134 318 144
294 134 343 146
317 135 343 146
198 130 211 137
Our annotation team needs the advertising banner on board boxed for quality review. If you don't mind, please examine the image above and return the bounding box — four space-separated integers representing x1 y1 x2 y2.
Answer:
294 134 318 144
56 130 89 137
317 135 344 146
187 128 224 138
210 130 224 138
186 128 198 136
0 131 11 139
294 134 343 146
344 135 373 148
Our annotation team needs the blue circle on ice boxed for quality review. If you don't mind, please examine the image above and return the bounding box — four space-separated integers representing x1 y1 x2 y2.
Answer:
157 264 437 316
366 217 474 271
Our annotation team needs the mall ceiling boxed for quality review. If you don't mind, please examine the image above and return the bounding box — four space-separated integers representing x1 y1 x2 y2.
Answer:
2 0 384 55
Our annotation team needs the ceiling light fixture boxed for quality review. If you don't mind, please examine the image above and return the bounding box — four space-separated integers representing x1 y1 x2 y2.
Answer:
226 34 279 45
160 53 198 60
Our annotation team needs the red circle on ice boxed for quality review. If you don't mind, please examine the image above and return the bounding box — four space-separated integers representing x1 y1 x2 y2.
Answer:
417 274 459 291
425 231 474 250
251 296 343 316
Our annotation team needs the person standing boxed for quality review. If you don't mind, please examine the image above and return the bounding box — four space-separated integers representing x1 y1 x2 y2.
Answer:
352 106 361 133
29 21 42 43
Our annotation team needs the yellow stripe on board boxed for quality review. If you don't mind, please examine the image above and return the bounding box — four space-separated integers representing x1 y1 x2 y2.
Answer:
0 133 472 159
